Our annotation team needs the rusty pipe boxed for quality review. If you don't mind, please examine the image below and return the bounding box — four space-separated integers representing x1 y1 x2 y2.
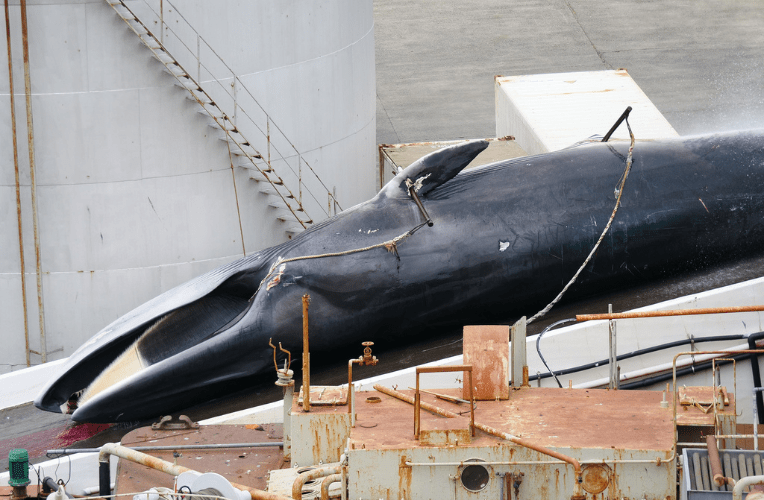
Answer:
98 443 290 500
302 294 310 412
19 0 46 363
348 358 360 415
577 304 764 321
373 384 458 418
415 365 474 438
292 466 341 500
706 435 733 487
5 0 30 367
320 474 342 500
348 343 378 417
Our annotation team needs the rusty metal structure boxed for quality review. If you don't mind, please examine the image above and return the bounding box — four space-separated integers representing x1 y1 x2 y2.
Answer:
273 316 687 499
29 305 764 499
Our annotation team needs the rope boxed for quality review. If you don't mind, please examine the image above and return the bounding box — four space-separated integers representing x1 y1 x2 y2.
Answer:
251 221 429 299
527 119 636 325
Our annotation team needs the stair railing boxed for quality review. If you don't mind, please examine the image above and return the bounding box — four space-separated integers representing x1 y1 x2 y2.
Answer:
106 0 342 231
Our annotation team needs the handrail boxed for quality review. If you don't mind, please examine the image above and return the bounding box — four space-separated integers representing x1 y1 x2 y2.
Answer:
415 365 474 438
577 304 764 321
671 350 760 450
155 0 340 213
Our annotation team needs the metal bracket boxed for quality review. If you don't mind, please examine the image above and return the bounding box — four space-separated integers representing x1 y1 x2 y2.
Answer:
152 415 199 431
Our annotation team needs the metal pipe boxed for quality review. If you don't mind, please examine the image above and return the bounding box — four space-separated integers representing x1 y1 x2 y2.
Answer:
98 460 111 497
415 365 474 437
292 466 341 500
497 472 506 500
733 475 764 500
98 443 290 500
406 454 675 466
578 305 764 321
373 384 458 418
672 350 761 449
754 387 764 450
348 359 359 415
707 435 733 487
341 464 347 500
608 304 617 390
5 0 30 368
407 185 433 227
19 0 46 363
48 442 284 455
601 106 632 142
302 294 310 412
319 474 341 500
748 332 764 425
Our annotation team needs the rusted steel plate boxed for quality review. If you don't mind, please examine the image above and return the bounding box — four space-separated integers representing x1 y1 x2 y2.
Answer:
676 387 736 427
363 386 674 452
115 424 285 496
462 325 509 400
420 428 471 446
0 485 39 499
297 385 347 406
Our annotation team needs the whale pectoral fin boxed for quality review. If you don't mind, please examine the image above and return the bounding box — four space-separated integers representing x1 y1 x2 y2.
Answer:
75 290 251 411
386 139 489 197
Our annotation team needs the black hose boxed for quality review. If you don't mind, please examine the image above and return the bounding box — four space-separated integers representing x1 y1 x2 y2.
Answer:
42 477 74 499
530 333 748 382
535 318 577 388
618 354 750 390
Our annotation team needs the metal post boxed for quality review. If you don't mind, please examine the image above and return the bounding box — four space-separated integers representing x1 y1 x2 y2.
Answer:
414 369 420 438
302 294 310 412
5 0 31 367
298 154 303 206
608 304 617 390
283 381 293 459
754 387 764 450
511 316 526 388
20 0 46 362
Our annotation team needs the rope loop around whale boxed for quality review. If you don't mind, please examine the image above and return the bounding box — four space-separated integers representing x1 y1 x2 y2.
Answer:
527 118 637 325
252 221 430 300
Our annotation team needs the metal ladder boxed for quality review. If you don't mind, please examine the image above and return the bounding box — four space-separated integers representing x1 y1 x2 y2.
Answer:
105 0 340 233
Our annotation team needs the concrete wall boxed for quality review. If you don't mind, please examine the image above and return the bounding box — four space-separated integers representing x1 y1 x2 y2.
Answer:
0 0 375 373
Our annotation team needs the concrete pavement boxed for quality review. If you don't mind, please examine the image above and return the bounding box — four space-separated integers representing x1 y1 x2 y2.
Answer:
375 0 764 144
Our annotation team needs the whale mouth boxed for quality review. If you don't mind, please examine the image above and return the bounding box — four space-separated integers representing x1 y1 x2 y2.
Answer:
65 289 254 415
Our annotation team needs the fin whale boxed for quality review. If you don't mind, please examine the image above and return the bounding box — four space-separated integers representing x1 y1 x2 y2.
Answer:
35 130 764 422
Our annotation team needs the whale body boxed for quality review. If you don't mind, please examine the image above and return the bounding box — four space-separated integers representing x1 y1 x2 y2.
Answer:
35 130 764 422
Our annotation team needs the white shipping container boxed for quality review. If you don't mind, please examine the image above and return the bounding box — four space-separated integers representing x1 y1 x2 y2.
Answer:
495 69 678 155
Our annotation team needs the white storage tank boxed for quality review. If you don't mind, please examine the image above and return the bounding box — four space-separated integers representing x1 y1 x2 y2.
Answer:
0 0 375 373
